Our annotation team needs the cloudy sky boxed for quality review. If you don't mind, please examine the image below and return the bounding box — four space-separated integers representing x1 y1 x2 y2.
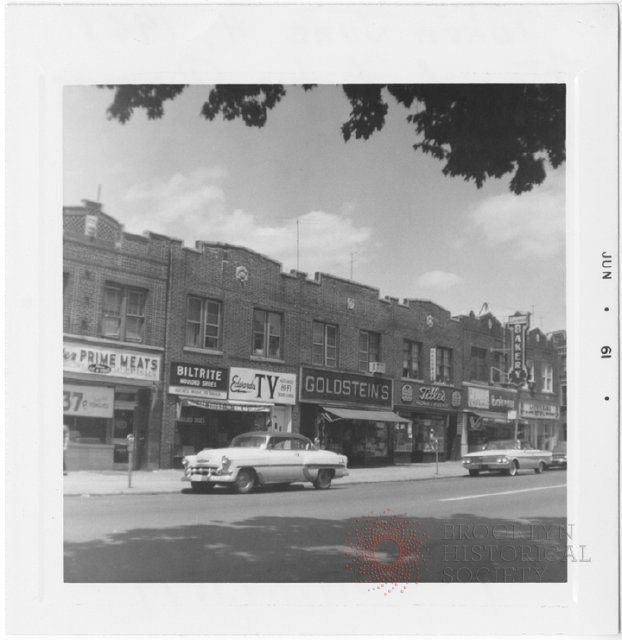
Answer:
64 85 565 331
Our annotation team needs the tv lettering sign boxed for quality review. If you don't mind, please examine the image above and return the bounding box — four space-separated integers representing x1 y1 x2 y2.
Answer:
63 341 161 381
169 362 229 399
228 367 296 405
507 313 530 386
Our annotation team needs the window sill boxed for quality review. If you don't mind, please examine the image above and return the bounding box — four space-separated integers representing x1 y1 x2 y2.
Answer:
250 355 285 365
63 333 163 351
401 377 424 383
183 347 224 356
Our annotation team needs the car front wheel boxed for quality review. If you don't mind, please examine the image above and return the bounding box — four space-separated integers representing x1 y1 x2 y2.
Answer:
234 469 256 494
468 470 479 477
313 469 333 489
505 460 518 476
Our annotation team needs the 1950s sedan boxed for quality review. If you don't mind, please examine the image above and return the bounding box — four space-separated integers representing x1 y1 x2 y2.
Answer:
182 431 349 493
462 439 552 477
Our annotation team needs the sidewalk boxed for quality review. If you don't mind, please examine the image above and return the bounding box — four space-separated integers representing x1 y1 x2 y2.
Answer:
63 461 467 496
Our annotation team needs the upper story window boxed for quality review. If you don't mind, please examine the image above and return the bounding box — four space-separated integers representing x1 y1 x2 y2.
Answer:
492 351 508 383
358 330 381 373
542 363 554 392
402 340 422 379
469 346 488 382
433 346 453 384
312 321 338 368
186 296 222 350
253 309 283 359
102 283 146 342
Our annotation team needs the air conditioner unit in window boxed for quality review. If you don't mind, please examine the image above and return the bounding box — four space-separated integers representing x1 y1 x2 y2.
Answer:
369 361 386 374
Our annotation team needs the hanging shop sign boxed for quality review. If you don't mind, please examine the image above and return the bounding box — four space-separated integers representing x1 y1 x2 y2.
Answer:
228 367 297 405
490 389 517 411
467 386 490 410
399 381 462 409
300 367 392 407
63 341 161 381
520 400 560 420
507 313 530 386
169 362 229 399
63 383 114 418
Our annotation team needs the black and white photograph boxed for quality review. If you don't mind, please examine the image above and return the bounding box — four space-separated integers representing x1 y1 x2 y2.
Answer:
4 3 620 637
62 82 570 585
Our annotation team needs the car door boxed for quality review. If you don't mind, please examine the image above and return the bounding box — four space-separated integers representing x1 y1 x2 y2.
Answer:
519 441 537 469
267 437 305 482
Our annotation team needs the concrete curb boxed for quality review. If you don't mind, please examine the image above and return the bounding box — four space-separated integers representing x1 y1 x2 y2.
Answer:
63 470 468 497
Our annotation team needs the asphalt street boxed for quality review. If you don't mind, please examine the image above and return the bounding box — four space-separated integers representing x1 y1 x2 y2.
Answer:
64 469 568 583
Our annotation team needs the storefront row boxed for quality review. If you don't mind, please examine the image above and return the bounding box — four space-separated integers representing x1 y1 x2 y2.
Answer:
64 347 562 470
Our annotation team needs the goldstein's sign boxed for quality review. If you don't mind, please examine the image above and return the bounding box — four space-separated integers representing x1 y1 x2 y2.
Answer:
169 362 228 399
300 367 392 407
63 341 161 381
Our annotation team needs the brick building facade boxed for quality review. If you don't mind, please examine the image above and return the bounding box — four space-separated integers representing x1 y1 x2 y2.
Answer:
63 201 562 470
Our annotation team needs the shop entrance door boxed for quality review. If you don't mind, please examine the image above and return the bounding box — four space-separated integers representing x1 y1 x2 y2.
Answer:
113 409 134 468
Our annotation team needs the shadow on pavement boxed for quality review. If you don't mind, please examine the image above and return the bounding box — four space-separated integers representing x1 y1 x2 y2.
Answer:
64 513 569 583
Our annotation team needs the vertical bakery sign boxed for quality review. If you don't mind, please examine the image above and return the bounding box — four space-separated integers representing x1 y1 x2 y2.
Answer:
507 313 530 386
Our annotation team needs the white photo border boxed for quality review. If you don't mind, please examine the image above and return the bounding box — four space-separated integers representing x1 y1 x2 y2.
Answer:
4 2 620 636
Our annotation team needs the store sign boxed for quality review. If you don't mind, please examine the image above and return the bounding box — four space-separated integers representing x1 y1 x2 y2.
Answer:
63 342 161 381
63 383 114 418
467 386 490 410
228 367 297 405
399 381 462 409
507 313 530 385
490 389 516 411
169 362 228 399
300 367 392 407
520 400 560 419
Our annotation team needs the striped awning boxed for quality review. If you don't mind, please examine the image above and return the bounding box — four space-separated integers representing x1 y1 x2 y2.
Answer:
322 406 411 424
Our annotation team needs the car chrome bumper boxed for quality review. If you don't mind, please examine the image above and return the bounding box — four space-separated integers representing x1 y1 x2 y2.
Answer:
462 462 510 471
182 471 235 483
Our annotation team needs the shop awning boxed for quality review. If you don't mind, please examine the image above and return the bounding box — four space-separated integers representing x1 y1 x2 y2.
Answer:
179 398 272 413
468 410 511 424
322 406 411 423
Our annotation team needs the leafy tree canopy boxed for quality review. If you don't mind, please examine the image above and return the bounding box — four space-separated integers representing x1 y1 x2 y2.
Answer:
101 83 565 194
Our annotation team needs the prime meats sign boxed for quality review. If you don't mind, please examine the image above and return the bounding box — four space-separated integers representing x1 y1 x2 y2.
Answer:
63 342 161 381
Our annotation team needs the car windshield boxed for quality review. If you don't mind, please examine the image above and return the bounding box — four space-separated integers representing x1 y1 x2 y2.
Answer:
553 442 567 452
483 440 520 450
229 435 268 449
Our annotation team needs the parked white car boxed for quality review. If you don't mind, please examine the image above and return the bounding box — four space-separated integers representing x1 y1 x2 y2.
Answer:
182 431 349 493
462 439 552 477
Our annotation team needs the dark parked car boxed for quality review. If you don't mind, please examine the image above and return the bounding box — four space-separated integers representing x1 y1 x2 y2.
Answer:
548 442 567 469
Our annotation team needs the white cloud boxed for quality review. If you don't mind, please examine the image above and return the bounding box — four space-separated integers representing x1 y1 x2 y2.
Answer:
468 170 565 258
416 270 464 290
121 168 372 275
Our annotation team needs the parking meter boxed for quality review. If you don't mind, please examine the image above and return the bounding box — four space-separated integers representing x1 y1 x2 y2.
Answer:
126 434 135 488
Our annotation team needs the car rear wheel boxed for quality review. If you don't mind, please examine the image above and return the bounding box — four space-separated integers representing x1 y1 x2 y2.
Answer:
535 461 545 474
191 481 214 493
234 469 256 494
468 470 479 477
505 460 518 477
313 469 333 489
